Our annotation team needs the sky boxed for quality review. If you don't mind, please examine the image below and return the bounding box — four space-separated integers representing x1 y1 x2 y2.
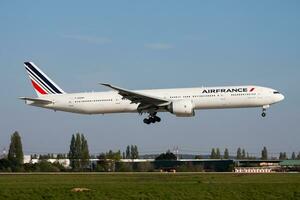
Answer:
0 1 299 157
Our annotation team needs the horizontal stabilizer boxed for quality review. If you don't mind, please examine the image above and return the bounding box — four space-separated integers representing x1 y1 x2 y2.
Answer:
19 97 53 104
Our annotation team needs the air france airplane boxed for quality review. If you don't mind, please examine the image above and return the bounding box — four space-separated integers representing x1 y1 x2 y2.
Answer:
20 62 284 124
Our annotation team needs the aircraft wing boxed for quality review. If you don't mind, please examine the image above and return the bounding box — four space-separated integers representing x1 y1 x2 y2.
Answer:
100 83 170 107
19 97 53 104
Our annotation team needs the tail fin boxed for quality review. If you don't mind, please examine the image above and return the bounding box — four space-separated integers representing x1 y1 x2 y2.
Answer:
24 62 66 96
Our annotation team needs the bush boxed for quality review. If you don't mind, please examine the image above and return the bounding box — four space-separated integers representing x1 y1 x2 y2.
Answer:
0 159 12 172
155 151 177 161
0 158 25 172
23 161 64 172
38 160 60 172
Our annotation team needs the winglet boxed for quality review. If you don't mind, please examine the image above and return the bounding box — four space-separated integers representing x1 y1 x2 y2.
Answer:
99 83 124 91
100 83 112 88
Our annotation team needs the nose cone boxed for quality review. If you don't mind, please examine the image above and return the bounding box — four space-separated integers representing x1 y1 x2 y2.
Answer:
277 94 285 102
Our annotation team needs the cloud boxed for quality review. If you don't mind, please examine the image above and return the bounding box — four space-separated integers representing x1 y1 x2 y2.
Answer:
61 34 112 45
144 43 174 50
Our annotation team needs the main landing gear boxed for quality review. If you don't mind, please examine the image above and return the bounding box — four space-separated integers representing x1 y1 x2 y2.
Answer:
143 112 161 124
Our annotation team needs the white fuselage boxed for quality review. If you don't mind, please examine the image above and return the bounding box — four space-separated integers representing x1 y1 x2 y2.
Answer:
26 85 284 115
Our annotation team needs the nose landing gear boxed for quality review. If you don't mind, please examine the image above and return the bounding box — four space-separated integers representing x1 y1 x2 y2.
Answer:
261 105 269 118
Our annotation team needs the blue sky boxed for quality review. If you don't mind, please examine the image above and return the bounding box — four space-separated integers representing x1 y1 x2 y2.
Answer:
0 1 299 157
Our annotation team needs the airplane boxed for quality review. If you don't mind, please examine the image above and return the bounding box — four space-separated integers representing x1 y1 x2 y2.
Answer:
20 62 285 124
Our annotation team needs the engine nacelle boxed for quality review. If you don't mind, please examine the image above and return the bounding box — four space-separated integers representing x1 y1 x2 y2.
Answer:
168 100 195 117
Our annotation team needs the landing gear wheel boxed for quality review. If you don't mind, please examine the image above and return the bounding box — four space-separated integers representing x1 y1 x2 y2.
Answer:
261 105 269 118
149 117 156 123
143 118 150 124
142 112 161 124
154 116 161 122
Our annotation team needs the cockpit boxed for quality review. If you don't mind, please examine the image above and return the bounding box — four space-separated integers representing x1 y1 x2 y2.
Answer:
272 90 284 102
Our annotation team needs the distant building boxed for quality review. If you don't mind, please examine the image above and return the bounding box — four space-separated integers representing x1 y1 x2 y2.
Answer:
116 159 234 172
23 155 31 164
234 167 273 173
24 155 70 168
120 159 155 162
234 159 281 173
279 160 300 172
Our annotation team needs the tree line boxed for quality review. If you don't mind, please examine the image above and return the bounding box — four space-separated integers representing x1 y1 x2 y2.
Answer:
1 131 300 172
0 131 141 172
206 146 300 160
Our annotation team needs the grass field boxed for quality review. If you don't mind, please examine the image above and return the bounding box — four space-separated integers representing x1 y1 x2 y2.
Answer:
0 173 299 200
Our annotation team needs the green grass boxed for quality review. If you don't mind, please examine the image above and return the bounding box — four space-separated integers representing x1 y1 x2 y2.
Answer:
0 173 299 200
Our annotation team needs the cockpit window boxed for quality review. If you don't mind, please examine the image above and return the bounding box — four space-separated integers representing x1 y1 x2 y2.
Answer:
273 91 280 94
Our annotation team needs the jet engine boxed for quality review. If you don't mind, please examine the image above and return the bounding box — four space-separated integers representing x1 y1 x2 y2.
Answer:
168 100 195 117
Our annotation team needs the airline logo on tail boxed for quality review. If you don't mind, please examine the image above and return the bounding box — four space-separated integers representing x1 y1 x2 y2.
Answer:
24 62 65 96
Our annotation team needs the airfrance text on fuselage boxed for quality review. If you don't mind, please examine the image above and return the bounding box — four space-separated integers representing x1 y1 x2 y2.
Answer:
202 88 248 93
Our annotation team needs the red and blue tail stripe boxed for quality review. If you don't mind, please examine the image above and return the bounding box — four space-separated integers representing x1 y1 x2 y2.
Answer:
24 62 65 96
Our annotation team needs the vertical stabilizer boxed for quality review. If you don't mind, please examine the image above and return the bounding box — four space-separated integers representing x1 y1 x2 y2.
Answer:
24 62 66 97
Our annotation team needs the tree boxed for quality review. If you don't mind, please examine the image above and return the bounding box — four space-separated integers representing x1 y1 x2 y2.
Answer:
37 160 60 172
155 150 177 160
216 148 221 159
81 134 90 168
291 152 296 160
68 133 90 170
31 154 38 159
210 148 216 159
57 154 66 159
39 154 51 160
261 146 268 160
8 131 24 165
126 145 130 159
96 150 122 172
279 152 287 160
224 148 229 159
134 145 139 159
236 147 242 159
242 149 246 159
105 150 121 160
74 133 82 169
125 145 139 159
279 152 283 160
130 145 139 159
68 134 76 169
